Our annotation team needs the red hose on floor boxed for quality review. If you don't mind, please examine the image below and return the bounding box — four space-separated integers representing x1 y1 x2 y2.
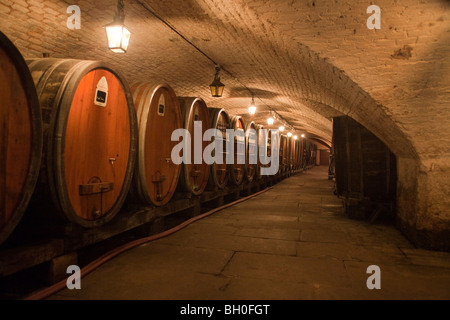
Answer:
23 187 272 300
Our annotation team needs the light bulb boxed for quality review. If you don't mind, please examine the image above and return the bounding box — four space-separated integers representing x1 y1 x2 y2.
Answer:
287 132 293 137
279 126 285 132
294 135 298 140
267 117 274 125
301 134 305 138
249 105 256 115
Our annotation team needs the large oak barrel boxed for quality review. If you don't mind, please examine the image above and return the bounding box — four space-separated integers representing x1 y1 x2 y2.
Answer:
270 129 280 176
294 139 301 170
0 32 42 245
208 108 229 189
229 116 246 185
131 83 181 206
178 97 210 195
288 136 295 171
256 125 265 180
245 121 257 182
27 58 137 227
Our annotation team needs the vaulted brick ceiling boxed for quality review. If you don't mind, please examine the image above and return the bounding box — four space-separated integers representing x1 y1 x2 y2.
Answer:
1 0 448 159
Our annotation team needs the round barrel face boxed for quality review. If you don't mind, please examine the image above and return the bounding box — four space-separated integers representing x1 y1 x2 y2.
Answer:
231 117 245 185
0 45 34 234
184 99 209 194
64 69 131 220
256 127 266 178
134 84 181 206
281 136 288 171
214 111 229 187
245 123 257 182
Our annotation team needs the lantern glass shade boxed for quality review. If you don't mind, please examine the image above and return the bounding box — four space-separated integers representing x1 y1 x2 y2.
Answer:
279 126 285 132
210 77 225 97
106 23 131 53
287 132 293 137
294 135 298 140
267 117 274 125
249 105 256 115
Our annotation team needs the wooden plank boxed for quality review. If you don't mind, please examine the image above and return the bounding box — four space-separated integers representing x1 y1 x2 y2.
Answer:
0 239 64 278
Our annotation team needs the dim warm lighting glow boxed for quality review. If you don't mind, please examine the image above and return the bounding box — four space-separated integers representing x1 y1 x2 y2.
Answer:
294 135 298 140
105 0 131 53
267 117 274 125
301 134 305 138
287 132 293 137
279 126 285 132
248 95 256 115
210 66 225 97
106 24 131 53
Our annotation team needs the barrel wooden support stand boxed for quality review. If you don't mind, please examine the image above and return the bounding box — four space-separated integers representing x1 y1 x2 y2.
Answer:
0 171 296 297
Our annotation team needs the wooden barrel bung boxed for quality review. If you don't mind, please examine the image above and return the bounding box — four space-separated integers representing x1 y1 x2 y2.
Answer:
245 121 258 182
208 108 230 189
27 58 137 228
0 32 42 245
229 116 246 185
131 83 181 206
178 97 210 195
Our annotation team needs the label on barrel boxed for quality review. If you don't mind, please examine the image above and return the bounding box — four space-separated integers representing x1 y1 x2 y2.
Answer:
158 95 165 116
95 76 108 107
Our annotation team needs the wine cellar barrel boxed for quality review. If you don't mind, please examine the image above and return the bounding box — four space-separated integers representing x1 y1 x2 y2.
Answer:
279 134 287 173
208 108 230 189
131 83 181 206
245 121 258 182
288 136 295 171
178 97 210 195
27 58 137 227
256 125 265 180
268 129 280 175
229 116 246 185
295 139 302 170
0 32 43 245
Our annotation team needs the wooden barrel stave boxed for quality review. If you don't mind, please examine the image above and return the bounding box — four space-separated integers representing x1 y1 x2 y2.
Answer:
0 32 42 245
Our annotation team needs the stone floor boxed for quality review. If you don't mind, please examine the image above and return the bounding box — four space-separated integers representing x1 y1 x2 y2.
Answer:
49 166 450 300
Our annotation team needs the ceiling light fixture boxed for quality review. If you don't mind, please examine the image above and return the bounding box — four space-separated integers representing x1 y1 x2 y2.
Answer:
287 132 293 137
210 65 225 97
267 117 274 125
301 134 305 138
294 135 298 140
279 126 285 132
248 95 256 115
105 0 131 53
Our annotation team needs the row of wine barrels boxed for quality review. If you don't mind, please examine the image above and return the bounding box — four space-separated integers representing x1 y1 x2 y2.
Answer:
0 31 301 246
0 31 43 246
27 58 138 228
